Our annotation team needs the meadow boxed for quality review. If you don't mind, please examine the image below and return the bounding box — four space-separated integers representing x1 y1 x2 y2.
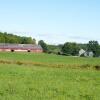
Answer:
0 52 100 100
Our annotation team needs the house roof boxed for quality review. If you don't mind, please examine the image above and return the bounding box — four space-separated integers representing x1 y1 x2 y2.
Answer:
0 43 43 50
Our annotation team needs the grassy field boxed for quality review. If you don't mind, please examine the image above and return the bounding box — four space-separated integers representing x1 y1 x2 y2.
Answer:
0 52 100 65
0 52 100 100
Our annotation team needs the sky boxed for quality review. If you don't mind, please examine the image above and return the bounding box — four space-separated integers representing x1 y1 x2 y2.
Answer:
0 0 100 44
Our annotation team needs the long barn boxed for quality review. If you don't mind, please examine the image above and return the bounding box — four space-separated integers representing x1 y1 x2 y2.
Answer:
0 43 43 53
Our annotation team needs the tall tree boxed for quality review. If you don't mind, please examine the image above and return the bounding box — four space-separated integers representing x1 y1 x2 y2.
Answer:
87 41 100 57
38 40 48 52
62 42 79 56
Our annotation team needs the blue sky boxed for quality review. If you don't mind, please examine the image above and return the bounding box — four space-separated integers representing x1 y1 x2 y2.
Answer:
0 0 100 44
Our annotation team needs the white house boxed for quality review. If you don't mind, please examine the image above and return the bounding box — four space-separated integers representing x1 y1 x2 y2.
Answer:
79 49 94 57
79 49 86 56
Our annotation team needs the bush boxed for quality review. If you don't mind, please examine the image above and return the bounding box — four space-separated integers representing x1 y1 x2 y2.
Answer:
94 65 100 70
16 61 23 65
80 54 85 57
47 51 52 54
61 53 72 56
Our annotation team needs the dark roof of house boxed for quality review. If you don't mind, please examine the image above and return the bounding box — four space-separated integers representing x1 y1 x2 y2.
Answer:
0 43 43 50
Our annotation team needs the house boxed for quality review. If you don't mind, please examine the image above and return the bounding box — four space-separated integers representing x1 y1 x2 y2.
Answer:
79 49 85 56
0 43 43 53
79 49 94 57
88 51 94 57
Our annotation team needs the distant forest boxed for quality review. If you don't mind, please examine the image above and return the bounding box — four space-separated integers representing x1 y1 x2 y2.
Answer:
0 32 36 44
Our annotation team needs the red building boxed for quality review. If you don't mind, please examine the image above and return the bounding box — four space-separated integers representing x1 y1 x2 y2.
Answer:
0 43 43 53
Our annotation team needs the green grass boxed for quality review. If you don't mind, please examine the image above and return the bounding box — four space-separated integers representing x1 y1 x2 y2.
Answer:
0 52 100 100
0 52 100 65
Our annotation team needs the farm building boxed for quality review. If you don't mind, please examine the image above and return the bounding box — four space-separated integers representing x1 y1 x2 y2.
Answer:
79 49 94 57
0 43 43 53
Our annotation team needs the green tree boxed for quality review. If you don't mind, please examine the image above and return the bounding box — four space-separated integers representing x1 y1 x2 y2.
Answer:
20 37 33 44
38 40 48 52
62 42 79 56
32 38 36 44
47 45 61 54
0 32 36 44
0 33 5 43
87 40 100 57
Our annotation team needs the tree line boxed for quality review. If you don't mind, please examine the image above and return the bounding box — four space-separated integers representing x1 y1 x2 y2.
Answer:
0 32 36 44
38 40 100 57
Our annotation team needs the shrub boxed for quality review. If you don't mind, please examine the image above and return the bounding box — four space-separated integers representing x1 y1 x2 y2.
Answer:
16 61 23 65
94 65 100 70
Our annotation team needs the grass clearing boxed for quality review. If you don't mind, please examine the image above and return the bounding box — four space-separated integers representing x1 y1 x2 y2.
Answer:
0 52 100 100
